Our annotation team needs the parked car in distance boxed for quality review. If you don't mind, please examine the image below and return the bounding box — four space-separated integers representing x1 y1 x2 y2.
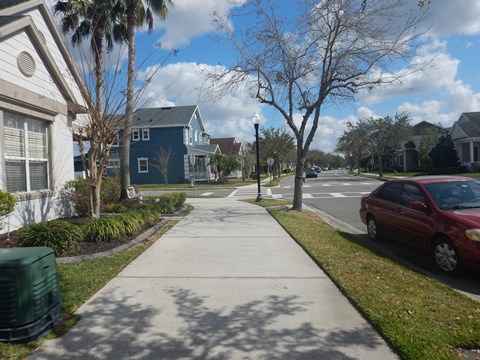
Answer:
359 176 480 275
305 169 318 178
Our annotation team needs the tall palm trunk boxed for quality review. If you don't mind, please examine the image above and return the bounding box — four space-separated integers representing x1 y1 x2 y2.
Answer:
120 4 136 199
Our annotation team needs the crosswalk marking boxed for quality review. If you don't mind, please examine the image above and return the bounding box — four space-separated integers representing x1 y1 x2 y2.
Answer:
302 194 314 198
331 193 347 198
201 192 213 196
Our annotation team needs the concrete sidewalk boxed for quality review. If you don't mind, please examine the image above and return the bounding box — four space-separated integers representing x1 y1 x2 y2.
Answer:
30 198 398 360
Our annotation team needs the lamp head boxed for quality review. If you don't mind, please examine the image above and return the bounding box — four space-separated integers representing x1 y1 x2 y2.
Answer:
252 112 261 125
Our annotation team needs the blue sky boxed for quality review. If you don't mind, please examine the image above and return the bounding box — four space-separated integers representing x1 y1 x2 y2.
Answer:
50 0 480 154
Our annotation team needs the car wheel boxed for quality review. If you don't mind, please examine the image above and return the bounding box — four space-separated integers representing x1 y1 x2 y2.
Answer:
366 215 382 242
433 237 460 275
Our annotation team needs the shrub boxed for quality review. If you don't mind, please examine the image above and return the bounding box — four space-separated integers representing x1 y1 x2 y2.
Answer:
0 189 16 230
103 203 128 213
117 213 143 235
144 192 186 210
83 216 126 242
427 167 462 175
155 201 175 214
63 179 89 216
62 177 121 216
130 205 162 225
19 220 83 256
101 177 121 204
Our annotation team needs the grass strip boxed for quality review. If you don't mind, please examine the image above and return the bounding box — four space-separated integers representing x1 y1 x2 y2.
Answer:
265 206 480 360
0 222 176 360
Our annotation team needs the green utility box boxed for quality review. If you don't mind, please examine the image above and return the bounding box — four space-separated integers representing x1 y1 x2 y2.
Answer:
0 247 62 342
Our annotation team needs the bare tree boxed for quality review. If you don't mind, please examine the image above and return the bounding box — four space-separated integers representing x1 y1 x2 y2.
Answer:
204 0 429 210
151 147 174 185
63 36 166 218
242 142 257 180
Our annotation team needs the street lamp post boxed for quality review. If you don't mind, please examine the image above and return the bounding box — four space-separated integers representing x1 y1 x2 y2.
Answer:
253 113 263 202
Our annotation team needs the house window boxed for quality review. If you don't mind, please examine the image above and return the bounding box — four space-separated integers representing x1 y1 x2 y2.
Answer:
142 129 150 140
138 158 148 173
3 112 49 193
195 130 198 143
106 158 120 168
111 133 119 147
132 129 140 141
189 128 193 144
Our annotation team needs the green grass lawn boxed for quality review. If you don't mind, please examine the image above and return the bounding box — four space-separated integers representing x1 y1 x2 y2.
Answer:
256 201 480 360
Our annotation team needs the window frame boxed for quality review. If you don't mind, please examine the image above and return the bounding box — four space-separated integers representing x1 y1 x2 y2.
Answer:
141 129 150 141
3 111 50 193
137 157 149 173
132 129 140 141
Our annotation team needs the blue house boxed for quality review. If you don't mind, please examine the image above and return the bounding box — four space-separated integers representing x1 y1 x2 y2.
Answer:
108 105 219 184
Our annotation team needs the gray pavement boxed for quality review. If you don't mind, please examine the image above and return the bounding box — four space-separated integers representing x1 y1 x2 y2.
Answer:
29 197 399 360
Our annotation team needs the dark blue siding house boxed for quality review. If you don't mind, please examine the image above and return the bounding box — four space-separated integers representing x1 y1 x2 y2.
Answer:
108 105 219 184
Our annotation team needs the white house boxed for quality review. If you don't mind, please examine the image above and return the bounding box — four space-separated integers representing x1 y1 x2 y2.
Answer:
450 112 480 170
0 0 88 233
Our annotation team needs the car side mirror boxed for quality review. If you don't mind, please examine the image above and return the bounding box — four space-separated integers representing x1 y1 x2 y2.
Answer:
410 201 428 212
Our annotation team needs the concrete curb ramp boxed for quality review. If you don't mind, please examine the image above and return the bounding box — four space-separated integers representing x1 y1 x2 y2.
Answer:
29 198 398 360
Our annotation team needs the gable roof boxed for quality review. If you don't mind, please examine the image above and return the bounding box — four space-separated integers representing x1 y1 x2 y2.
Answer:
451 112 480 139
0 0 88 114
210 137 242 156
412 120 448 136
132 105 206 130
0 0 30 10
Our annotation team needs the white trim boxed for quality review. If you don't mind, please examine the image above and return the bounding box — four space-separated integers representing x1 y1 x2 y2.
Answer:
137 157 148 173
141 128 150 140
132 129 140 141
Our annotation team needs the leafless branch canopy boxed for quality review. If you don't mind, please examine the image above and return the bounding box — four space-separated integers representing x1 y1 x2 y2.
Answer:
203 0 430 209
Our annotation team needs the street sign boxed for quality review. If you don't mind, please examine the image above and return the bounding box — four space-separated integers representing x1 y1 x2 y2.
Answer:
267 157 274 166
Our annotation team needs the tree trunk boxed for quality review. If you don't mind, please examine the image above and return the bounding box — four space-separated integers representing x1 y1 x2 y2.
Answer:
120 6 136 200
91 183 101 219
292 152 305 210
378 155 384 177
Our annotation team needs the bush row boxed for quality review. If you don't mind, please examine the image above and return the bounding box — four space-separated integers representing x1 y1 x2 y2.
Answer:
18 193 186 256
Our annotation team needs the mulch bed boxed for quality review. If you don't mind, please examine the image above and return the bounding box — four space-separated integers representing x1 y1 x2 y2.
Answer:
0 217 151 257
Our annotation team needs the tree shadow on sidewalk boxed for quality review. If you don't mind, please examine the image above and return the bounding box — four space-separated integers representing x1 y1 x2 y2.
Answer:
30 284 390 360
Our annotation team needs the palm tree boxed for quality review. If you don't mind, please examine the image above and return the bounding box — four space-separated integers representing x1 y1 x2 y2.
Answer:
54 0 125 217
119 0 174 199
54 0 124 116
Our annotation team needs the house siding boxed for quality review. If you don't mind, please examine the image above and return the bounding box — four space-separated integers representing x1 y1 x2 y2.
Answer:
130 127 187 184
0 33 65 105
0 2 86 233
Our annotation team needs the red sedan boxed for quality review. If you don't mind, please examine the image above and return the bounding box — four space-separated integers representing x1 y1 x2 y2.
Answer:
359 175 480 274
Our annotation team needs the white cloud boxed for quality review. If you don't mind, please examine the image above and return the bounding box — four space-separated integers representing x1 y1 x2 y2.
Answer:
151 0 244 49
360 40 459 104
137 61 262 143
426 0 480 37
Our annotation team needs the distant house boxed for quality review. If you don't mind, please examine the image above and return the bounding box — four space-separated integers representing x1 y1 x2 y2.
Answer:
0 0 87 233
209 137 246 178
449 112 480 169
394 121 448 172
108 105 219 184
